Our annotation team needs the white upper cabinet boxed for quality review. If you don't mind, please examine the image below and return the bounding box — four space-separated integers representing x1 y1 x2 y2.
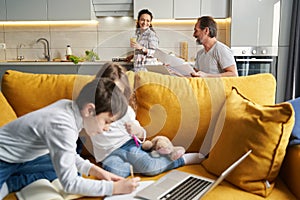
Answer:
48 0 91 20
231 0 281 46
6 0 48 21
4 0 91 21
134 0 228 19
0 0 6 20
134 0 173 19
174 0 201 19
201 0 229 18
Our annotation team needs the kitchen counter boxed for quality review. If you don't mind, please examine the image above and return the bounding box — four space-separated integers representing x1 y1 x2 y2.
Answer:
0 61 133 90
0 60 133 67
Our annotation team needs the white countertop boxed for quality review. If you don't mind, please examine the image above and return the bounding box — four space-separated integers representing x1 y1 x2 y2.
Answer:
0 61 114 66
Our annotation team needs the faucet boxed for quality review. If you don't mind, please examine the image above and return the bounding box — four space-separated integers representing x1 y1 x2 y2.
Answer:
36 38 50 61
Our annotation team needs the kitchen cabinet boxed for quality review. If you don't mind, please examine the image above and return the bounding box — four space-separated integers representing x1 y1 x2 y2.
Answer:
134 0 229 19
0 0 6 20
276 0 293 102
134 0 173 19
6 0 48 21
278 0 293 46
48 0 91 20
173 0 200 19
231 0 281 46
4 0 91 21
201 0 229 18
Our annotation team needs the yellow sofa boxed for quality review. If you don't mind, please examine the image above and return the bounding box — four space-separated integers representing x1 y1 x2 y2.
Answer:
1 70 299 200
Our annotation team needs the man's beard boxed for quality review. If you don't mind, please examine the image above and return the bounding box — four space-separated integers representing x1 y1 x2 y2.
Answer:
196 39 202 45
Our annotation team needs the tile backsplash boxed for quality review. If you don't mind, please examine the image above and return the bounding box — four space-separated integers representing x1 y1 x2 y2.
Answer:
0 17 230 62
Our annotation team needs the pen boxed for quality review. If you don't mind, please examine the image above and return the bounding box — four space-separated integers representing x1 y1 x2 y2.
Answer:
130 165 134 179
132 134 140 147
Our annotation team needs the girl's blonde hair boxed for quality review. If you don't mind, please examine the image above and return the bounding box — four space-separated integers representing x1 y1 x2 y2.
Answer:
96 62 136 110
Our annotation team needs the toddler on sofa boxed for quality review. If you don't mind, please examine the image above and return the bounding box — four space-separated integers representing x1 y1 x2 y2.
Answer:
85 62 204 178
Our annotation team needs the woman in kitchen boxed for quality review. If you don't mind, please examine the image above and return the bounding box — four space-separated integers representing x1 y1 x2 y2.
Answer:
127 9 159 70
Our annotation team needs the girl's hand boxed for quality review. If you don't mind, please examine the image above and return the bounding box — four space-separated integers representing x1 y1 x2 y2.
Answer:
113 177 141 194
125 122 144 138
89 165 124 181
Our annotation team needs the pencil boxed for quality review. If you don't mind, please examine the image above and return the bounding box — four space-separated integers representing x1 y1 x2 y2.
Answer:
130 165 134 179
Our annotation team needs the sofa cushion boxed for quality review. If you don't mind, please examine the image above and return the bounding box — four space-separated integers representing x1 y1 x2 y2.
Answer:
288 97 300 146
0 91 17 126
134 72 276 152
1 70 94 117
201 87 294 197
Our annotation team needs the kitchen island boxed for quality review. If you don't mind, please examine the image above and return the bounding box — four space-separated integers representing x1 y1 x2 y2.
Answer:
0 61 133 90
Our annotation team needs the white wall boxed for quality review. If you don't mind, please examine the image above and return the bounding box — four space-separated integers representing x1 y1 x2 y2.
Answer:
0 17 229 62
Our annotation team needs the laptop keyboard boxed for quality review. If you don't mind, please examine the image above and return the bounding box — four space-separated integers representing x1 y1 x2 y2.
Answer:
159 176 212 200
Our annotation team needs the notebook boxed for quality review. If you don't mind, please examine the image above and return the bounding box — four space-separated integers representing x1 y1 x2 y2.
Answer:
135 150 252 200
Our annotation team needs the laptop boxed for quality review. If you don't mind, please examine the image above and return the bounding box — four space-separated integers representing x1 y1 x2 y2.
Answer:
135 150 252 200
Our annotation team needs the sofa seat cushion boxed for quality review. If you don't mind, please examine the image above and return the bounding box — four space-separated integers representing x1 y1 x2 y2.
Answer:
202 88 294 197
3 164 297 200
281 145 300 199
139 164 296 200
134 72 276 152
4 165 297 200
1 70 94 117
0 91 17 126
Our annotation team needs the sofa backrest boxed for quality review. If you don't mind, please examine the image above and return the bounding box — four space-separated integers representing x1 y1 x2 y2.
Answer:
1 70 94 117
1 70 277 153
0 91 17 126
133 72 277 152
1 70 135 117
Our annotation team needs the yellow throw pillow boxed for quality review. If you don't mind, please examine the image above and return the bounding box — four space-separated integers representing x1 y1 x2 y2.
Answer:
0 91 17 126
202 87 295 197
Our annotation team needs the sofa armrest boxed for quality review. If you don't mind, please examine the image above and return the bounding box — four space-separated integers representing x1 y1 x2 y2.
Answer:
280 145 300 199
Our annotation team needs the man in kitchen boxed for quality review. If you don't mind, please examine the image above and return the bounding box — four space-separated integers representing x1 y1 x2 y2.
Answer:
191 16 238 78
